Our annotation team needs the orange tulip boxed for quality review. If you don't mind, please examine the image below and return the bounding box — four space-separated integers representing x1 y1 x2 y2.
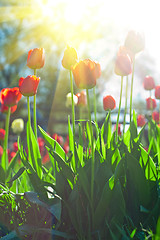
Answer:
19 75 40 97
103 95 116 111
0 87 22 107
62 46 78 70
72 59 98 89
27 48 45 69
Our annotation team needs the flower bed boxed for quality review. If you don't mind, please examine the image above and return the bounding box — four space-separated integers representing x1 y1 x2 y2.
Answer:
0 31 160 240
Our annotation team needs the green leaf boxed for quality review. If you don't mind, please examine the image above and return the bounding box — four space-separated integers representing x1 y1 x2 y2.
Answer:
50 150 75 185
93 178 113 229
126 153 150 207
7 167 25 183
0 165 5 184
38 125 66 161
78 165 91 204
6 151 20 179
139 145 157 181
77 123 84 167
48 198 61 221
27 122 42 179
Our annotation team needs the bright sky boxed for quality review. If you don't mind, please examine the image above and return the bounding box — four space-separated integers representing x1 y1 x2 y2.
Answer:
1 0 160 107
37 0 160 60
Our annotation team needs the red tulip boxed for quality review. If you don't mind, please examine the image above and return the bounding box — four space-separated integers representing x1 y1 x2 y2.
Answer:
143 76 155 90
137 114 146 127
42 152 50 164
0 87 22 107
27 48 45 69
1 104 17 114
13 142 18 152
152 111 160 123
155 85 160 99
0 146 3 158
0 129 5 141
19 75 40 97
63 143 69 154
52 133 64 145
114 54 132 76
76 91 87 107
114 124 121 136
124 30 145 55
62 46 78 70
103 95 116 111
146 97 157 110
9 151 16 163
72 59 99 89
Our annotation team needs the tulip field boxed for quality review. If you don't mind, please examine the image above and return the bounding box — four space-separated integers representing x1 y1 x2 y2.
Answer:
0 31 160 240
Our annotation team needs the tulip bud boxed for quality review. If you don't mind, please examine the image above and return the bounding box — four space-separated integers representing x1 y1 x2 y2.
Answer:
72 59 98 89
13 142 18 152
11 118 24 134
117 45 134 62
103 95 116 111
66 93 78 107
19 75 40 97
124 30 145 55
62 46 78 70
137 114 146 127
114 54 132 76
152 111 160 124
1 104 17 114
114 124 121 136
0 146 3 158
143 76 155 90
52 133 64 145
95 62 101 79
27 48 45 69
76 91 87 107
0 87 22 107
146 97 157 110
155 85 160 99
0 129 5 141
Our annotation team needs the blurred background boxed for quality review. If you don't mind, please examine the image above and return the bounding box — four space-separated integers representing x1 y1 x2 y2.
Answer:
0 0 160 137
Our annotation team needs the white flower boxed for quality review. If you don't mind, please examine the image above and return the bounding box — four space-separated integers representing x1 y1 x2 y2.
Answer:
66 92 78 107
11 118 24 134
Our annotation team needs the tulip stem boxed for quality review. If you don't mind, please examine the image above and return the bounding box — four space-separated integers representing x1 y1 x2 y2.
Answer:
93 87 97 123
33 69 37 139
2 107 11 171
27 97 31 125
70 70 76 138
123 76 128 135
70 70 76 172
130 57 135 123
116 76 123 142
159 101 160 125
86 89 94 205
